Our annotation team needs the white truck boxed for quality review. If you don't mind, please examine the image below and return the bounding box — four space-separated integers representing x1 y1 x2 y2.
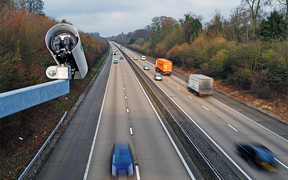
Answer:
187 74 214 96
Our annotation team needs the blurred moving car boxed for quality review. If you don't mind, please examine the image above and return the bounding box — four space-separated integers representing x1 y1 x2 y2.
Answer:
120 56 124 60
143 65 149 70
134 56 138 60
113 59 118 64
111 142 134 177
141 56 146 60
154 74 163 81
236 143 276 172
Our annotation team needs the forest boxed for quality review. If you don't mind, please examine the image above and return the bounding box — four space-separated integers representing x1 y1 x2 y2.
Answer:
0 1 109 178
110 0 288 99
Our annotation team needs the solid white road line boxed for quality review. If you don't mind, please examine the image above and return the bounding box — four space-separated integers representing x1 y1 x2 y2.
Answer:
188 95 193 99
275 158 288 169
127 61 196 180
83 57 112 180
151 76 252 180
211 97 288 143
228 124 238 132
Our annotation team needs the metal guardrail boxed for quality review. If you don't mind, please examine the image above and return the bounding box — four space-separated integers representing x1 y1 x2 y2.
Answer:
115 43 242 179
17 50 110 180
18 111 67 180
0 80 69 119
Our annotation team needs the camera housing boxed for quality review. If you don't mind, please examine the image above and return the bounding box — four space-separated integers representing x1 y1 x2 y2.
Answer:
45 23 88 79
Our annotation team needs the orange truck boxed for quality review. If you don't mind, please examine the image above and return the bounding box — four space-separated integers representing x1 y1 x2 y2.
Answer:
155 58 172 76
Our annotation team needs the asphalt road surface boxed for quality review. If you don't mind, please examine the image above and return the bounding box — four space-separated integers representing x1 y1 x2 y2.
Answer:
85 44 192 180
37 47 112 179
122 44 288 180
37 44 192 180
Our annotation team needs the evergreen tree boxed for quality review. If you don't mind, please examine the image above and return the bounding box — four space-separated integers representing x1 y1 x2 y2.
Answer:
182 14 202 43
257 11 287 40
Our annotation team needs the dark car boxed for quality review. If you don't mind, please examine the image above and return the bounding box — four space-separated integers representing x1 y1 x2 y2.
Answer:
236 143 276 171
111 142 134 177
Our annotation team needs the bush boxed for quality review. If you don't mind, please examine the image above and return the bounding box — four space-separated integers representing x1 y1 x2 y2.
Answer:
259 42 288 93
251 70 271 99
0 7 108 93
0 7 55 92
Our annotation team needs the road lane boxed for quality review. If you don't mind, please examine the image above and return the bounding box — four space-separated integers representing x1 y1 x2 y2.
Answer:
86 52 132 179
123 58 193 179
37 48 112 180
86 46 191 180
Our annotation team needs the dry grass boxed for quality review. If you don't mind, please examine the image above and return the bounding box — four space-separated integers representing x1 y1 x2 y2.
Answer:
214 80 288 122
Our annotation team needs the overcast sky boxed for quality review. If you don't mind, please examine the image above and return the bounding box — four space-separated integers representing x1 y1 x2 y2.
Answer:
42 0 241 37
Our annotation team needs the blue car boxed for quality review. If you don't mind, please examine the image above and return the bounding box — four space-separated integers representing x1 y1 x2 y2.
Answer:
143 65 149 70
236 143 276 171
120 56 124 60
113 59 118 64
111 143 134 177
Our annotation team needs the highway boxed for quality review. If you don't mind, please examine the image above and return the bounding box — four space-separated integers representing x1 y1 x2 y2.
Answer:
37 41 287 180
37 44 193 180
121 44 288 180
84 43 192 180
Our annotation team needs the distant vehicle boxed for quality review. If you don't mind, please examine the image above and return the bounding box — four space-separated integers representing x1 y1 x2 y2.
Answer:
187 74 213 96
155 58 172 76
141 56 146 60
111 143 134 177
236 143 276 172
154 74 163 81
113 59 118 64
120 56 124 60
143 65 149 70
134 56 138 60
113 49 117 55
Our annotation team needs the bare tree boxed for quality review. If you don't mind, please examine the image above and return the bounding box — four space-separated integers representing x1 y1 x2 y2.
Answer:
284 0 288 21
242 0 263 38
18 0 44 15
229 5 252 42
265 0 288 22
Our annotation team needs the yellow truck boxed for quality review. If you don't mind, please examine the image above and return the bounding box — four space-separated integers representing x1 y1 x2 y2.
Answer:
155 58 172 76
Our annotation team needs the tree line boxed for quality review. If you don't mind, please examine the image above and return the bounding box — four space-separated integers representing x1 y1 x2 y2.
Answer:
0 0 109 93
110 0 288 99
